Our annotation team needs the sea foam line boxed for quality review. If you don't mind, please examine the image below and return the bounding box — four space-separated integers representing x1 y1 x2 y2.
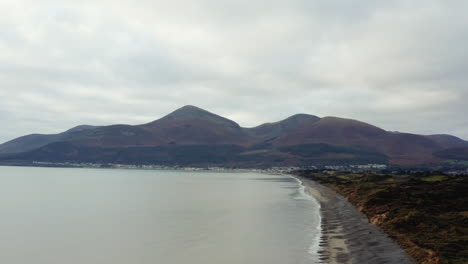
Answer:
289 175 323 262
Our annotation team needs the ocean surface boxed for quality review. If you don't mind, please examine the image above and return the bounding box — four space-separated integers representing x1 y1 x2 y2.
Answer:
0 166 321 264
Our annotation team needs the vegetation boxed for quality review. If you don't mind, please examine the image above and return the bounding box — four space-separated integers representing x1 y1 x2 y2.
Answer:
1 141 294 168
2 105 468 167
1 139 393 167
294 170 468 264
444 160 468 166
435 147 468 161
279 143 388 164
420 175 448 182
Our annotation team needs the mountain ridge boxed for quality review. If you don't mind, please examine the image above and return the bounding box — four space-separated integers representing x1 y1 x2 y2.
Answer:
1 105 467 167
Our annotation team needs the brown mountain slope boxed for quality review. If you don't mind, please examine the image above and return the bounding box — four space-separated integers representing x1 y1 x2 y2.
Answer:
434 147 468 160
0 125 99 154
140 105 252 146
62 125 159 147
272 116 387 146
0 105 466 166
270 117 442 165
246 114 320 140
426 134 468 149
57 106 251 148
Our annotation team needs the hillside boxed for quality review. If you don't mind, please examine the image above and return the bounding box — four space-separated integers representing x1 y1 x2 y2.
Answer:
0 125 99 154
0 105 467 167
426 135 468 149
140 105 252 146
434 147 468 161
262 117 444 165
294 170 468 264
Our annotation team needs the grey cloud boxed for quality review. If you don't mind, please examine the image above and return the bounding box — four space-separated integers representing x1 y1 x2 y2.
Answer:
0 0 467 143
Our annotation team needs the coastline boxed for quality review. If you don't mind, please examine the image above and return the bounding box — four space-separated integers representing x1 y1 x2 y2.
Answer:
294 176 414 264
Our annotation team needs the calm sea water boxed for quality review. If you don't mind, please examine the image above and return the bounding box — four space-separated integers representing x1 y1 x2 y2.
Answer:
0 166 321 264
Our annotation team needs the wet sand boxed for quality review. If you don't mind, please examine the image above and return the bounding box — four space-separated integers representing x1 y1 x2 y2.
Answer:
298 177 415 264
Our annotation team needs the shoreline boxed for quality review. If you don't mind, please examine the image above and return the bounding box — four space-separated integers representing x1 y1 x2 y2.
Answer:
294 176 414 264
292 177 323 262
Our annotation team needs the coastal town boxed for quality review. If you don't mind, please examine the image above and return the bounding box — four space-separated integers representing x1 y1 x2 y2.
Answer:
23 161 468 175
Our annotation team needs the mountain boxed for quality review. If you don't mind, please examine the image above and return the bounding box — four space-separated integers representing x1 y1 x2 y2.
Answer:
247 114 320 140
254 116 444 165
0 125 99 154
1 106 250 150
269 116 388 146
0 105 467 167
434 147 468 160
426 134 468 149
140 105 251 146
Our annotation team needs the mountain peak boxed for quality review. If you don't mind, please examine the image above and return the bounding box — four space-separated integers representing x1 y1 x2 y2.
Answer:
282 113 320 123
180 105 202 110
2 105 468 166
147 105 241 129
167 105 211 117
426 134 468 149
248 113 321 139
64 125 99 133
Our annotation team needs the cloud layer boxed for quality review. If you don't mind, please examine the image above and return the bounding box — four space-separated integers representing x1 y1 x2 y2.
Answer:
1 0 467 143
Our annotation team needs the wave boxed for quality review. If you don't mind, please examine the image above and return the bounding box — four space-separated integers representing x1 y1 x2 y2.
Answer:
290 175 323 262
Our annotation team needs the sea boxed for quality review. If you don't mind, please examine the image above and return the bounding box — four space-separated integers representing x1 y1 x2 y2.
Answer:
0 166 321 264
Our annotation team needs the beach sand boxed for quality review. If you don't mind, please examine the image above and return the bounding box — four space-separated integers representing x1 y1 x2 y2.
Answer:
299 177 415 264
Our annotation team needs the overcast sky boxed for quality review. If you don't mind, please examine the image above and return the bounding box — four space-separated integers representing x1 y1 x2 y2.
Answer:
1 0 467 143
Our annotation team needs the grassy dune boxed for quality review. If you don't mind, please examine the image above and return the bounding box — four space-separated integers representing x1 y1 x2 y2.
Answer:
294 171 468 264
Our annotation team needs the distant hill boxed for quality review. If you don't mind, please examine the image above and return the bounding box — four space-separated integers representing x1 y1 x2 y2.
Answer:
434 147 468 160
426 134 468 149
247 114 321 140
250 116 444 165
140 105 251 146
0 125 99 154
1 105 467 167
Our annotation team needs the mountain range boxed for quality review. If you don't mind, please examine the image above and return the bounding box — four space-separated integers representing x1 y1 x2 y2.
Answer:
1 105 467 167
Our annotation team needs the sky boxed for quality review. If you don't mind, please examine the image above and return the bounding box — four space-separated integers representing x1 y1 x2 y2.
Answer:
1 0 468 143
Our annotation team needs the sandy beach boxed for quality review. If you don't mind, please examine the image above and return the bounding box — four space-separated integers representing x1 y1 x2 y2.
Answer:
298 177 415 264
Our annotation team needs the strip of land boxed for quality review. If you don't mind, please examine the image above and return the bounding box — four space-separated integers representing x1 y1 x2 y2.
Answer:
297 176 415 264
296 171 468 264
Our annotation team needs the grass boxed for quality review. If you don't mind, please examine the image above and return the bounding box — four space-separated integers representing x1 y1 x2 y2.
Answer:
445 160 468 165
420 175 448 182
294 170 468 264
